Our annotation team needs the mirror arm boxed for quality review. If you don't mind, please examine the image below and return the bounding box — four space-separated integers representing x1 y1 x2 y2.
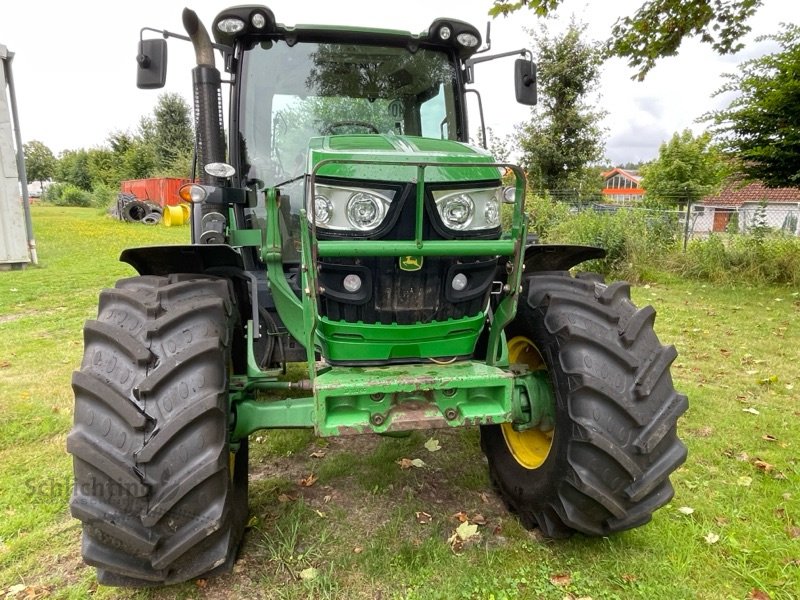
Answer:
139 27 232 54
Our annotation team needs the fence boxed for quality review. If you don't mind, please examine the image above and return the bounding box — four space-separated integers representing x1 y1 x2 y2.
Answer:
545 200 800 250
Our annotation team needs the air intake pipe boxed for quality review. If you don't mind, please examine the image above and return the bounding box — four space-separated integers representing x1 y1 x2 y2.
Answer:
182 7 226 244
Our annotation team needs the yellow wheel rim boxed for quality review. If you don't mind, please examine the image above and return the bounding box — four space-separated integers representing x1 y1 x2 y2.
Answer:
501 336 554 470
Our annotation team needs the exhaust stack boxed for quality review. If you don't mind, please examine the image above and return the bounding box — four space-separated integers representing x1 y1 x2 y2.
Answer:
182 7 226 243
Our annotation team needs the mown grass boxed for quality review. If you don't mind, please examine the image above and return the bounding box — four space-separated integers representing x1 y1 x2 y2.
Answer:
1 206 798 599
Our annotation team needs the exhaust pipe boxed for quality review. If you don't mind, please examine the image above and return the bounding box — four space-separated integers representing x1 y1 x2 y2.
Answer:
182 7 226 243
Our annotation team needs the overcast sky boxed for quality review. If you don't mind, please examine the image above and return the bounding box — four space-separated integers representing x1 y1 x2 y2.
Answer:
2 0 797 165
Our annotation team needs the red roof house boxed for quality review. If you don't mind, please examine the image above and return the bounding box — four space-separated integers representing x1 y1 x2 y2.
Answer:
695 182 800 235
601 168 644 203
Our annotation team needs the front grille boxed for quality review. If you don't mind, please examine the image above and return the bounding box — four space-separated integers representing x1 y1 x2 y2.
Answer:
316 182 499 325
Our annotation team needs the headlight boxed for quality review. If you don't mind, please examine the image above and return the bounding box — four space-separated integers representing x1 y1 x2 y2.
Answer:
309 184 394 231
433 187 503 231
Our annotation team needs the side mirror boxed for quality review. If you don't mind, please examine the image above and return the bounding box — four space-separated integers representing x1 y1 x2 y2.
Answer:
136 39 167 89
514 59 537 106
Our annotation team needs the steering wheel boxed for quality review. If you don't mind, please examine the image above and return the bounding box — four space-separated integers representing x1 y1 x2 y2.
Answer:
322 120 380 135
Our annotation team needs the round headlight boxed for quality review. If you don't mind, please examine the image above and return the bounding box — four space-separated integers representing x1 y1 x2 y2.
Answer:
485 198 500 227
314 195 333 225
251 12 266 29
343 274 362 293
452 273 468 291
439 194 474 230
217 17 246 34
439 26 451 40
346 192 385 230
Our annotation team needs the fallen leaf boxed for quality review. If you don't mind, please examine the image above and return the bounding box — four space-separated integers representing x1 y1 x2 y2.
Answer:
714 516 730 526
299 567 318 581
415 511 432 524
452 511 468 523
762 434 778 442
323 494 332 503
479 492 490 504
757 375 778 386
314 509 326 518
787 526 800 539
353 546 363 554
736 452 750 462
472 513 487 525
753 459 774 473
310 450 326 458
424 438 441 452
0 361 11 368
410 458 425 468
549 572 571 586
677 506 695 515
737 476 753 487
195 579 208 589
704 532 720 544
621 574 637 583
299 473 318 487
743 407 760 415
396 458 413 470
277 493 296 503
775 507 786 519
455 521 479 541
747 589 770 600
6 585 26 595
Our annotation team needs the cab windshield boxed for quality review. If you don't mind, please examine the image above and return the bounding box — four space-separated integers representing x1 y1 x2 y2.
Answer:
238 40 460 187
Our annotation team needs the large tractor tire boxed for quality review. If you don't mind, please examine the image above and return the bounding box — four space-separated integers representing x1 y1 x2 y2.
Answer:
68 274 248 586
481 272 687 537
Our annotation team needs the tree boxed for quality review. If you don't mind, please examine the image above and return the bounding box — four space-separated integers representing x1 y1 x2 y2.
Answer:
489 0 762 80
515 21 606 200
152 93 194 175
705 24 800 187
640 130 725 206
23 141 56 190
57 149 93 191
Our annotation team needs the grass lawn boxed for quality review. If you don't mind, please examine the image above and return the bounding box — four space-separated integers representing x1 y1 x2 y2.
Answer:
1 206 798 599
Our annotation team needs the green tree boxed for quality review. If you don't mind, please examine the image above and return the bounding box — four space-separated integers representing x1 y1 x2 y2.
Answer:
515 21 606 200
705 24 800 187
22 140 57 190
152 93 194 175
640 130 725 206
490 0 762 80
57 149 93 191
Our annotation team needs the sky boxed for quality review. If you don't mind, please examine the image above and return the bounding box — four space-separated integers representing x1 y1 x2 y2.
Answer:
2 0 798 165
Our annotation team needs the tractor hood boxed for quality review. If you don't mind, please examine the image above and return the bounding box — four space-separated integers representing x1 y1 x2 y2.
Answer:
307 134 502 184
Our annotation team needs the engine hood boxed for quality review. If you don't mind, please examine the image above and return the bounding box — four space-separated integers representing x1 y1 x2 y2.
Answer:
307 134 502 184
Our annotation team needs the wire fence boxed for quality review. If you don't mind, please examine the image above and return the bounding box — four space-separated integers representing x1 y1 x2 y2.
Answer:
548 199 800 250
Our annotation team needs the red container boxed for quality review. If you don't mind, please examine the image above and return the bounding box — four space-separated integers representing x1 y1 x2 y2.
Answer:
119 178 189 207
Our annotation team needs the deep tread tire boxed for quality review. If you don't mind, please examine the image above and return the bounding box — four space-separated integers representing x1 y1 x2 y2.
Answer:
481 272 687 537
68 274 248 586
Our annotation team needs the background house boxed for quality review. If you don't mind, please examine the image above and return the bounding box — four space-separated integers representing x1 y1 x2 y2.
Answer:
694 182 800 236
601 168 645 204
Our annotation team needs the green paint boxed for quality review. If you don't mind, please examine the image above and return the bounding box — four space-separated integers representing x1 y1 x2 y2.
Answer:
308 135 502 183
316 313 486 362
229 360 556 440
263 188 305 345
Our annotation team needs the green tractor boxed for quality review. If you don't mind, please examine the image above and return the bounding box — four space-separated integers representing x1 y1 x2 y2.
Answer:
67 5 687 586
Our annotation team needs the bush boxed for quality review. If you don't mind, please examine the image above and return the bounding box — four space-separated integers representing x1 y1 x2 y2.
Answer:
544 206 680 280
55 184 92 207
43 182 65 203
90 182 116 212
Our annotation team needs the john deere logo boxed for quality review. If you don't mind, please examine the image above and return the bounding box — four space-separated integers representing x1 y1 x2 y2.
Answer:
399 256 423 271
